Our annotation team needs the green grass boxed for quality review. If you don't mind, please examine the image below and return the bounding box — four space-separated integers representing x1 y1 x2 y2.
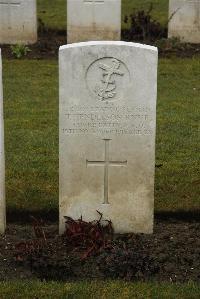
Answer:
122 0 169 27
37 0 169 31
156 57 200 212
0 281 199 299
2 57 200 215
38 0 66 31
3 60 58 212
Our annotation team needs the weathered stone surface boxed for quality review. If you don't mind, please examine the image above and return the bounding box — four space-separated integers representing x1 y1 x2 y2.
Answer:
67 0 121 43
168 0 200 43
0 0 37 44
0 49 5 234
59 41 158 234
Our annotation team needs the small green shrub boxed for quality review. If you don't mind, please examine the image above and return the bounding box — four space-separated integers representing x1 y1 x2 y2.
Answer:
10 44 31 59
122 4 167 42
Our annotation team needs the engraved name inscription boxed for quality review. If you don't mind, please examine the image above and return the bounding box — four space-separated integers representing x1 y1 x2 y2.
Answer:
0 0 21 29
0 0 21 5
62 105 154 136
84 0 104 4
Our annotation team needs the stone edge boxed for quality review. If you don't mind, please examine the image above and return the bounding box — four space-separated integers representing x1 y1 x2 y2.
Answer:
59 41 158 52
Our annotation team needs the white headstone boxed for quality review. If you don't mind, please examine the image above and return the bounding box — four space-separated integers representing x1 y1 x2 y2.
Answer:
67 0 121 43
0 0 37 44
168 0 200 43
0 49 5 234
59 41 158 234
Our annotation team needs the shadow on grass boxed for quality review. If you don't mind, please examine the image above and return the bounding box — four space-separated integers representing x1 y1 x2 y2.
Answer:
7 208 58 224
6 208 200 224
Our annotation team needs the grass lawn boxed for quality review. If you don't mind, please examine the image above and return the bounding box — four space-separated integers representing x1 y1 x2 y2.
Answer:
0 281 199 299
37 0 169 31
2 57 200 215
3 60 58 214
122 0 169 27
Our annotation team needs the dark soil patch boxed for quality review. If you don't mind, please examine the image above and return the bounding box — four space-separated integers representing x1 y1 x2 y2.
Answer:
1 29 66 60
1 29 200 60
0 220 199 282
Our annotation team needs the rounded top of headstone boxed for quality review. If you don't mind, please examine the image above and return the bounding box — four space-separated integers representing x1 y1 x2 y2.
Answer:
59 41 158 53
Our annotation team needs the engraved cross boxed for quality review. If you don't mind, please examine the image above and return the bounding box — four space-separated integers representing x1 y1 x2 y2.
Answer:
86 139 127 204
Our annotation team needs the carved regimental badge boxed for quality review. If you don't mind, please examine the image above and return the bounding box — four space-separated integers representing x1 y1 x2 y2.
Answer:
94 59 124 101
86 57 130 102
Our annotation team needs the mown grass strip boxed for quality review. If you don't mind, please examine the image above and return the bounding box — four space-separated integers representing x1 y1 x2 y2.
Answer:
0 280 200 299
